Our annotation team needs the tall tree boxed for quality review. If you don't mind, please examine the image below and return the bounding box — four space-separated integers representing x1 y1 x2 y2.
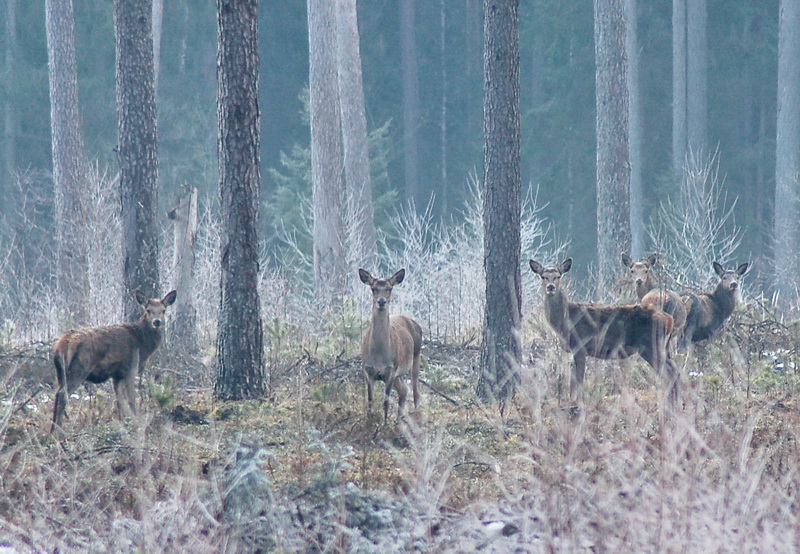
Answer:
774 0 800 308
625 0 644 257
308 0 347 298
686 0 707 156
477 0 521 406
115 0 160 321
214 0 266 399
336 0 377 268
400 0 421 207
594 0 631 298
672 0 687 173
46 0 90 326
4 0 17 191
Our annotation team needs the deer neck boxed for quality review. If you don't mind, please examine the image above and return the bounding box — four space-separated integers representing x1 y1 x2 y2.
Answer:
131 317 164 354
710 284 737 320
544 289 570 336
369 307 392 351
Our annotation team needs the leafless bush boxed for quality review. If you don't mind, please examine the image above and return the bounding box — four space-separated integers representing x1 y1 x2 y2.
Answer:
649 151 744 291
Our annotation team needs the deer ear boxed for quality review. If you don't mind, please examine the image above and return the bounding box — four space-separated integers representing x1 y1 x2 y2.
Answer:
389 268 406 286
736 262 750 276
560 258 573 274
358 268 373 285
162 290 177 306
712 261 724 277
529 260 544 275
647 253 658 267
134 289 147 306
621 253 632 268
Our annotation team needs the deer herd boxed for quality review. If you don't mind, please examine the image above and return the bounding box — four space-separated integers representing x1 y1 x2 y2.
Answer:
48 254 749 432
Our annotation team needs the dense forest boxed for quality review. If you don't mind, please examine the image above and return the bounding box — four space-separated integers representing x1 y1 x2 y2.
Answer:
0 1 782 285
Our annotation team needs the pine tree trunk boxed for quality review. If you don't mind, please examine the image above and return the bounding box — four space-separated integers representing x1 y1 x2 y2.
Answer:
3 0 17 193
477 0 521 406
168 187 198 356
775 0 800 308
309 0 347 299
686 0 707 157
626 0 644 257
115 0 160 321
214 0 266 400
594 0 631 299
400 0 421 207
336 0 377 268
672 0 687 173
46 0 90 327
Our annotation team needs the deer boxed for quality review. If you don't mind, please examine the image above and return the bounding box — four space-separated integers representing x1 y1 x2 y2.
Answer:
682 261 749 343
530 258 679 406
358 268 423 423
621 252 690 351
51 289 177 433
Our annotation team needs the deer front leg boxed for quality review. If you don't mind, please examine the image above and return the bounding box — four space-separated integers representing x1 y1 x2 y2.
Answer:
383 376 394 423
571 350 587 402
365 372 375 415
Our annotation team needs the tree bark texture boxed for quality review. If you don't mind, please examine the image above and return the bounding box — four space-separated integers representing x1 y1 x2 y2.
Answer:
594 0 631 299
309 0 347 299
168 186 198 355
672 0 687 173
774 0 800 307
686 0 707 156
477 0 522 404
4 0 17 191
336 0 377 268
625 0 644 257
115 0 160 321
400 0 421 207
46 0 90 327
214 0 266 400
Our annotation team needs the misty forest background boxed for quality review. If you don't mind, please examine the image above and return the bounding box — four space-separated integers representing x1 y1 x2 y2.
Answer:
1 0 790 303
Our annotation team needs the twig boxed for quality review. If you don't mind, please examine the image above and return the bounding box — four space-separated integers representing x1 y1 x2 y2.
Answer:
419 378 460 407
12 385 43 416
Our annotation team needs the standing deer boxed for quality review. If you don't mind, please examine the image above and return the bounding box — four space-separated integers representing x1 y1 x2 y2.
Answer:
621 252 689 351
51 289 177 432
530 258 679 405
358 268 423 423
682 261 749 343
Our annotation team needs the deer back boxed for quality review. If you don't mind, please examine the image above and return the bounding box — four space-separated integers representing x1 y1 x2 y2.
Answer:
565 303 670 359
641 289 687 331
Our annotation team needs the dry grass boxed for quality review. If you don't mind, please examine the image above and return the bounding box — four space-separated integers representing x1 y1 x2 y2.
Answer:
0 314 798 553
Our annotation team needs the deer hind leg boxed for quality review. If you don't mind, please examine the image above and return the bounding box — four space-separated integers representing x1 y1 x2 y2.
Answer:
394 375 408 421
411 355 421 410
51 385 69 432
113 378 135 420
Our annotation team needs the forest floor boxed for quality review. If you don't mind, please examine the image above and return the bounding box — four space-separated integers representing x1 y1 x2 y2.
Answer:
0 314 799 552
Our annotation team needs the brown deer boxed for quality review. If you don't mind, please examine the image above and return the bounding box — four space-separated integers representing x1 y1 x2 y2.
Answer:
621 252 690 351
683 261 749 343
51 289 177 432
530 258 679 405
358 268 423 423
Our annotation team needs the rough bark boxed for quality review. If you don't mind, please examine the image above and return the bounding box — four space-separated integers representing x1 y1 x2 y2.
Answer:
477 0 521 405
168 187 198 355
672 0 687 173
774 0 800 309
625 0 644 257
400 0 421 207
309 0 347 299
686 0 707 156
214 0 266 400
594 0 631 299
115 0 160 321
4 0 17 192
46 0 90 326
336 0 377 268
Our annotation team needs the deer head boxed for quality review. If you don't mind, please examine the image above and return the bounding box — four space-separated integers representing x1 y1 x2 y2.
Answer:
358 268 405 311
529 258 572 295
134 289 177 329
712 261 749 293
622 252 658 289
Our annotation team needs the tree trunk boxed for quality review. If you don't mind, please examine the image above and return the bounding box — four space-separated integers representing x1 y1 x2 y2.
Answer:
686 0 707 157
625 0 644 257
477 0 521 406
309 0 347 299
168 186 198 356
214 0 266 400
46 0 90 327
400 0 421 207
672 0 687 173
594 0 631 299
115 0 160 321
152 0 164 96
775 0 800 308
3 0 17 193
439 0 448 217
336 0 377 268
